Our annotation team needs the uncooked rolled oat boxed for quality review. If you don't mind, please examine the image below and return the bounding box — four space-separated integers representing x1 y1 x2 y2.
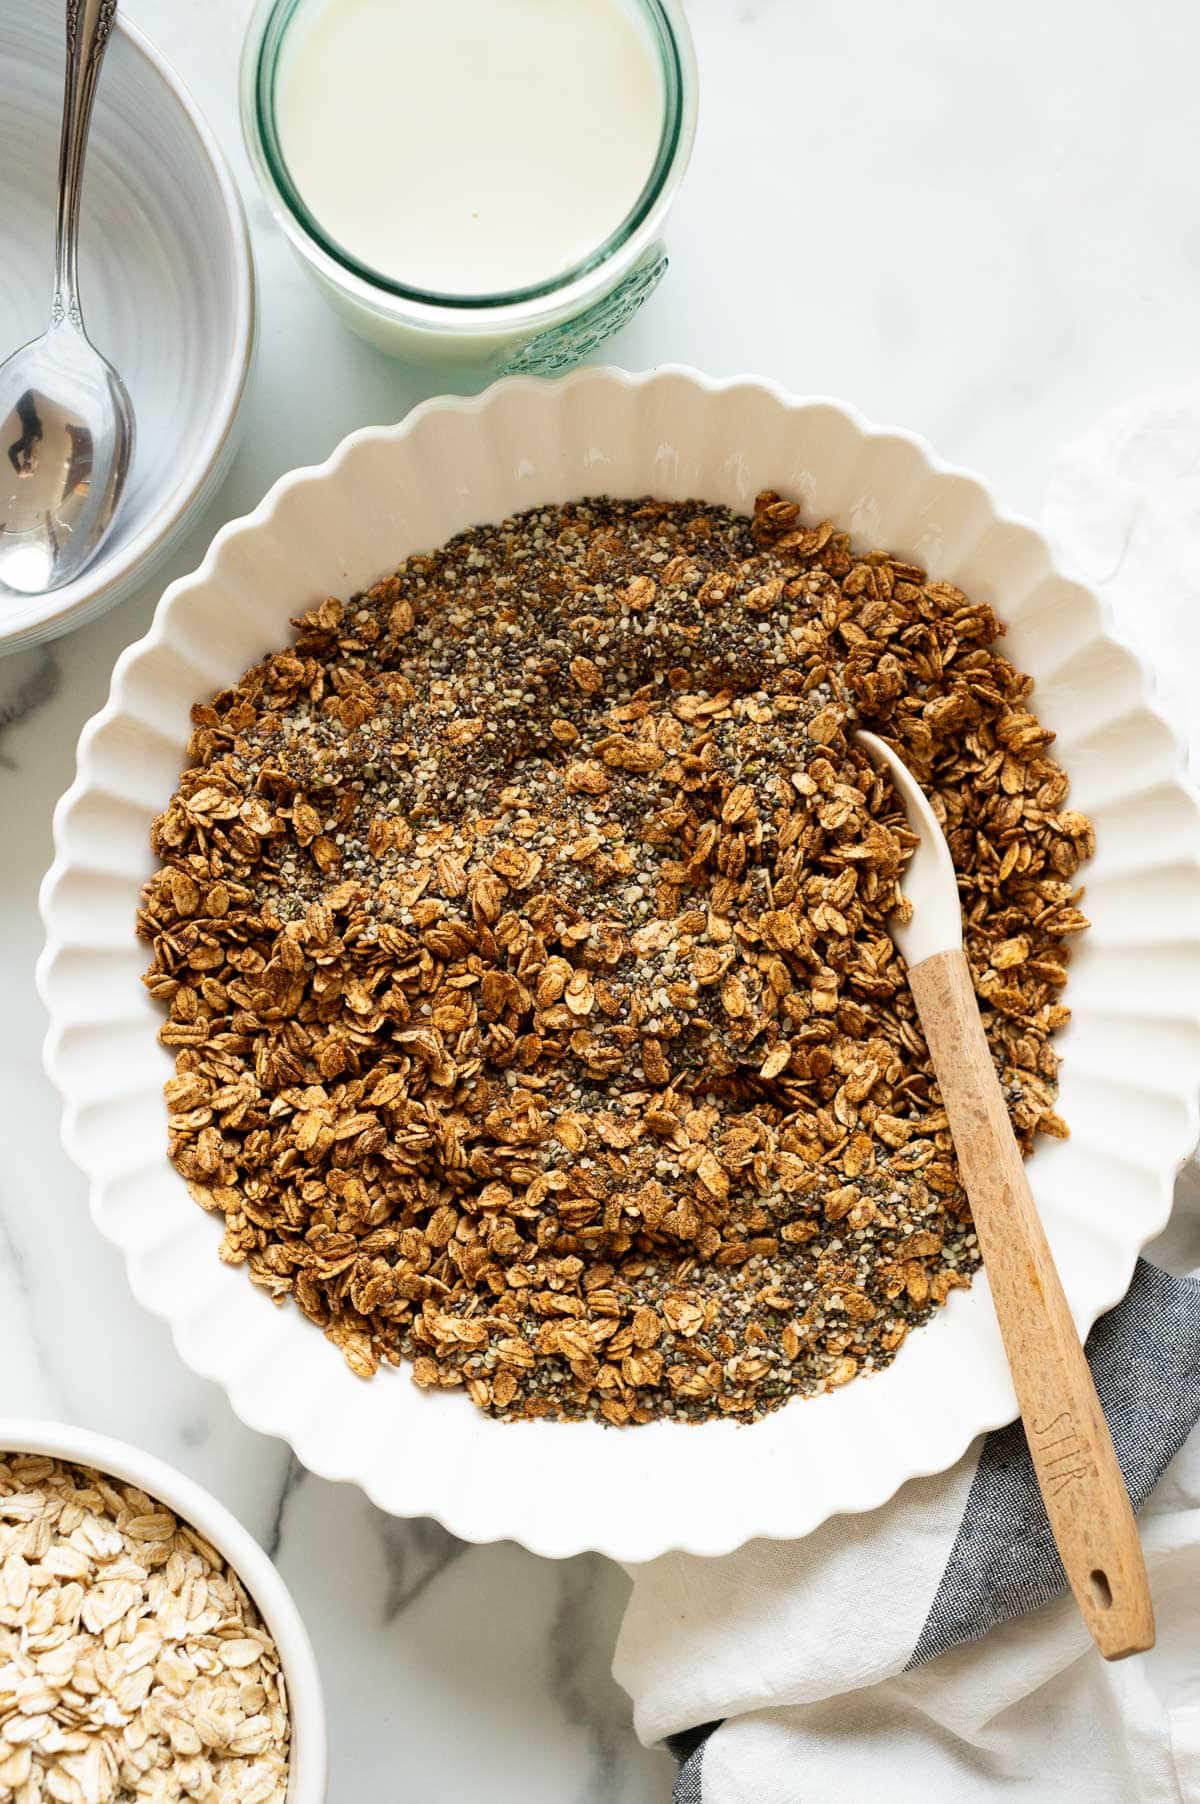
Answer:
138 491 1092 1424
0 1455 289 1804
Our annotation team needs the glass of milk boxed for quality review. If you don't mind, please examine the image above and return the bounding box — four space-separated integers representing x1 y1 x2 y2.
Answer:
240 0 697 371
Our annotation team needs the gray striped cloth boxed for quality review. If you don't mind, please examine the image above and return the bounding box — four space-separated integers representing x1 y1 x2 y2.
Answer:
665 1259 1200 1801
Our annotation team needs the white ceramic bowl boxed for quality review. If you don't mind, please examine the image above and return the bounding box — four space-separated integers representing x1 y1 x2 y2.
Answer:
0 2 255 653
0 1419 326 1802
37 367 1200 1561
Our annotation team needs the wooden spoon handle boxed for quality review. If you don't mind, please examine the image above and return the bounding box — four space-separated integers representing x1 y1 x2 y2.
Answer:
907 947 1154 1660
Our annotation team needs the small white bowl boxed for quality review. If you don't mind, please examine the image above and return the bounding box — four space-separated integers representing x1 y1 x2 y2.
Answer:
0 1418 326 1803
0 2 255 653
37 366 1200 1562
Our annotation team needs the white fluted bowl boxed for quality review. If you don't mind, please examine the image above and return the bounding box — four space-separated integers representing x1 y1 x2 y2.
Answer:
0 1 254 651
0 1419 326 1801
37 367 1200 1561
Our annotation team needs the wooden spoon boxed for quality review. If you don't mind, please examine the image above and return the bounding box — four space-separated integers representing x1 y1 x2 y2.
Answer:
858 730 1154 1660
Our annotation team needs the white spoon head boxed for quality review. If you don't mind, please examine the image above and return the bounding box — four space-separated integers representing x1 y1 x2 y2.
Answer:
856 729 963 966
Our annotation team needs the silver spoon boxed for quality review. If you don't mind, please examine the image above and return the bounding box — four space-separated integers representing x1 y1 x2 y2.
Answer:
0 0 134 595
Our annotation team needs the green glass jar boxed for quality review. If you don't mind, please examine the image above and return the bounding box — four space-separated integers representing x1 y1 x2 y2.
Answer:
240 0 698 374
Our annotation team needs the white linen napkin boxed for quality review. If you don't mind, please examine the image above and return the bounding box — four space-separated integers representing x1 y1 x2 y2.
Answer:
613 390 1200 1804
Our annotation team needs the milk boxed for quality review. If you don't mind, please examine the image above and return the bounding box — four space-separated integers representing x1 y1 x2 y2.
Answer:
276 0 665 297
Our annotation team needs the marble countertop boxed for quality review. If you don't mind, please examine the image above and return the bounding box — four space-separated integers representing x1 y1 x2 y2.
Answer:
4 1 1200 1798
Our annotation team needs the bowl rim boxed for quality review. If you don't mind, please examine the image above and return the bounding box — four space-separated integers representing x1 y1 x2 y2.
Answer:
0 1416 327 1801
0 10 256 650
35 365 1200 1560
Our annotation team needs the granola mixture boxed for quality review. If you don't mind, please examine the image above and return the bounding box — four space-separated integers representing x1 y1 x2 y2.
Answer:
0 1454 289 1804
138 493 1093 1424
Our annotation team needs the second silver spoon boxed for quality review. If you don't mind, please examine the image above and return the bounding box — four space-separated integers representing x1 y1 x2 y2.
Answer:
0 0 134 597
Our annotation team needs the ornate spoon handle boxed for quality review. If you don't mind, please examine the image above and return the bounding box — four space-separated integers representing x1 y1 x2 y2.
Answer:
53 0 118 329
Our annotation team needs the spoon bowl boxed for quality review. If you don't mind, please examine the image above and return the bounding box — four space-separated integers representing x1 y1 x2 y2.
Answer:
0 319 134 593
856 729 961 965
